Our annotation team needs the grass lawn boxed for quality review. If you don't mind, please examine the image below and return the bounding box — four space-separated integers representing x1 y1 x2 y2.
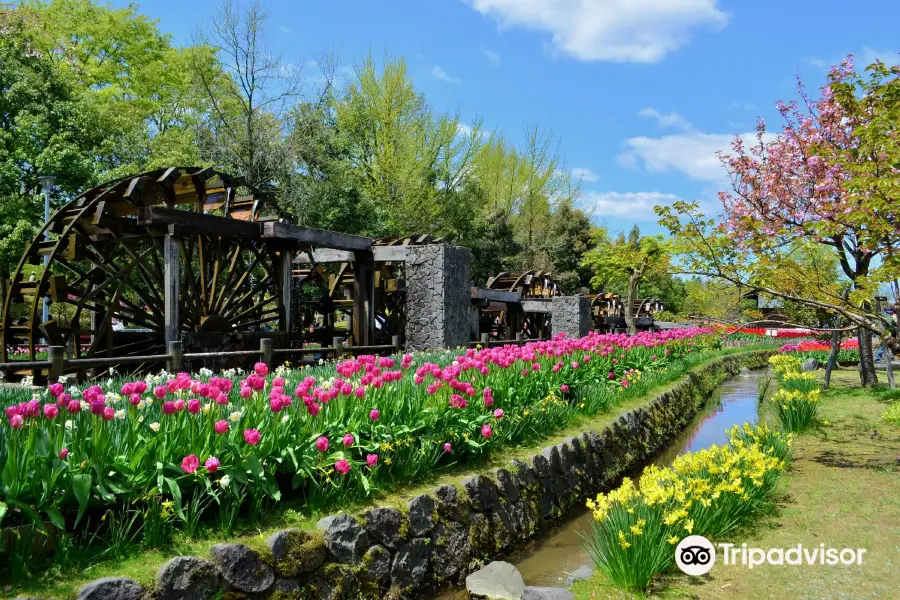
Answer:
1 348 763 598
572 369 900 600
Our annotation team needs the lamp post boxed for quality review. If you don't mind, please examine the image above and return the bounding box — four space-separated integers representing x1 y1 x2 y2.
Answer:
38 175 55 326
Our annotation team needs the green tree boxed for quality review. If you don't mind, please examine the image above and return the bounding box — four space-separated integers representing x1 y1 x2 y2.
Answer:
583 227 671 334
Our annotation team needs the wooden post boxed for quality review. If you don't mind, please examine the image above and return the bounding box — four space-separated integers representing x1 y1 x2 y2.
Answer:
352 251 375 346
260 338 273 366
163 230 180 346
332 336 344 359
48 345 64 383
168 340 183 371
391 335 402 351
516 332 524 342
480 332 490 345
278 250 293 343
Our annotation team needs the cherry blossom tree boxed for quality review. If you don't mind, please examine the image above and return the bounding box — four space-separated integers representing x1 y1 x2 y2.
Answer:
658 57 900 387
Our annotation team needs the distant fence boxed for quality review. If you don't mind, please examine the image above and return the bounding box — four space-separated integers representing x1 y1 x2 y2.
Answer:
0 336 403 383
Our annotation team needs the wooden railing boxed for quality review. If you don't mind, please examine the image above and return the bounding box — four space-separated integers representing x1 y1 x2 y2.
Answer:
468 333 551 348
0 336 403 383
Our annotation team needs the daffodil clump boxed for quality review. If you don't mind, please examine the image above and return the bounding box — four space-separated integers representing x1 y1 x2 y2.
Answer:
582 424 791 591
881 402 900 427
768 355 821 432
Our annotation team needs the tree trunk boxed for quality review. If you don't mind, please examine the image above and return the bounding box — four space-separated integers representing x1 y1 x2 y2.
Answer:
824 323 840 390
858 327 878 388
625 271 640 335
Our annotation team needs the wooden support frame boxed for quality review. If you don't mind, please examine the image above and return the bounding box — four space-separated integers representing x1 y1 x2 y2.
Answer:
277 249 293 343
138 206 260 239
352 250 376 346
163 230 180 346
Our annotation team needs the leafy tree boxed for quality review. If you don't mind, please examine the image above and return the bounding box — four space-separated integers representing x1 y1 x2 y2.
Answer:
583 227 670 334
543 201 594 292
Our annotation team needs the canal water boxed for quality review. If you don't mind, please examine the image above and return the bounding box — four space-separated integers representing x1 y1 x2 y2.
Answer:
509 368 765 587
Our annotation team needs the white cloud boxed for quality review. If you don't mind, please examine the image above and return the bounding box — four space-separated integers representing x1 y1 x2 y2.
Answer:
618 129 776 182
637 107 693 131
463 0 728 62
432 65 461 84
583 191 682 220
279 25 292 34
482 47 502 66
860 47 900 68
570 167 600 183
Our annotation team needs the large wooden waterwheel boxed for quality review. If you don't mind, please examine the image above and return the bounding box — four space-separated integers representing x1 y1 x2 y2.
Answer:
1 167 282 379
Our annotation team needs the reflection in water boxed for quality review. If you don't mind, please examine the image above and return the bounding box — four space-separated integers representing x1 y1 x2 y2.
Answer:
510 369 765 588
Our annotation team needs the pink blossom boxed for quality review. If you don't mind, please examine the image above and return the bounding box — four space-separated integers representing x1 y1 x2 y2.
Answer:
240 386 252 399
243 428 261 445
181 454 200 474
369 408 380 421
366 454 379 468
443 442 452 453
67 400 80 414
493 408 504 419
214 420 229 434
102 407 115 421
343 433 355 447
58 447 69 460
481 424 493 438
173 399 185 412
254 362 269 377
43 403 59 419
130 393 141 406
316 436 329 452
205 456 221 472
153 385 167 399
560 384 569 393
334 458 351 475
9 414 24 429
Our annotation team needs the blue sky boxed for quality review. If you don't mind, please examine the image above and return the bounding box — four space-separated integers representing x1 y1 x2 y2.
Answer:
115 0 900 234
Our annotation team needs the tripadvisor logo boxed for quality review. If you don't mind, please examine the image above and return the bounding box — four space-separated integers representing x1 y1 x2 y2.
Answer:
675 535 716 576
674 537 868 574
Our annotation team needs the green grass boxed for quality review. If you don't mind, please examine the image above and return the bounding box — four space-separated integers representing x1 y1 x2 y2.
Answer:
0 346 765 599
571 369 900 600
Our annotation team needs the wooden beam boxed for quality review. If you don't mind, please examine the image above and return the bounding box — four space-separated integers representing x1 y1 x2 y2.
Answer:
278 249 293 343
163 231 180 346
522 299 552 314
138 206 260 238
470 287 522 304
262 221 371 252
293 245 408 264
352 251 375 346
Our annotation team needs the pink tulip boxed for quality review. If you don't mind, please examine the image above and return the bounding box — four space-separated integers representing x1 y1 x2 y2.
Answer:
9 414 24 429
244 428 261 445
102 406 115 421
173 399 185 412
58 447 69 460
181 454 200 474
315 436 329 452
366 454 378 467
67 400 80 414
254 362 268 377
560 384 569 393
214 420 228 435
493 408 504 419
334 458 351 475
205 456 221 472
43 403 59 419
187 399 201 414
162 401 176 415
130 393 141 406
481 424 493 438
443 442 452 453
240 386 252 400
154 385 167 399
369 409 380 421
343 433 354 447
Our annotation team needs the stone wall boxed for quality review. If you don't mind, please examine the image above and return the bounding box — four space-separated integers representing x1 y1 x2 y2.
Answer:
551 296 592 339
405 244 472 351
69 351 771 600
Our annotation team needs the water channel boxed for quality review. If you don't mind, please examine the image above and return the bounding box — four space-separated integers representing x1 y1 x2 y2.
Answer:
441 368 765 597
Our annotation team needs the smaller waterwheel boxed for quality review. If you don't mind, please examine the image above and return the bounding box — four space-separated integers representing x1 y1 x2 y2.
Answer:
1 167 285 381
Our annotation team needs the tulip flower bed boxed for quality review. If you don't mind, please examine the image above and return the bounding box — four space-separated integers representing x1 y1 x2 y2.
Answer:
778 339 860 364
721 326 815 339
0 329 723 584
583 423 792 591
